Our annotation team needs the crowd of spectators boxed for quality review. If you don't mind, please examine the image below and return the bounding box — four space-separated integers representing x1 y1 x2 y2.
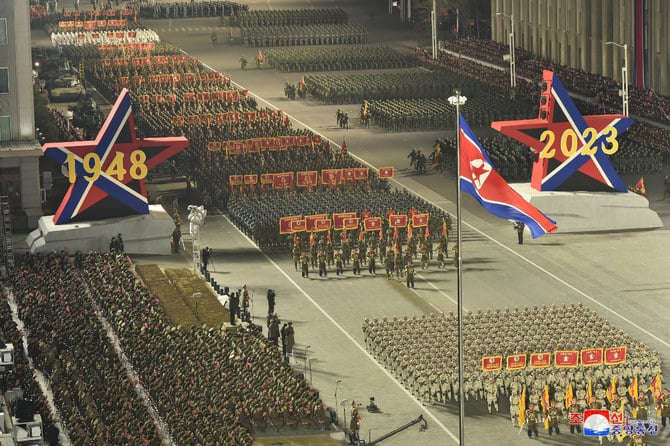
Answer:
443 37 670 133
4 251 332 445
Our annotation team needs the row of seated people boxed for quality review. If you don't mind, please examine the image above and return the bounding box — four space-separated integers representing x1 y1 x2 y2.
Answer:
444 37 670 126
6 251 332 445
0 295 64 443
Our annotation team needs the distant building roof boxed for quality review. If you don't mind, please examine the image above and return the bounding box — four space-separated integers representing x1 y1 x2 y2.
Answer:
0 140 42 158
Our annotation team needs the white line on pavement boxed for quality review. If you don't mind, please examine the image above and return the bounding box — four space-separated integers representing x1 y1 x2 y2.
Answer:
198 73 669 351
211 214 461 443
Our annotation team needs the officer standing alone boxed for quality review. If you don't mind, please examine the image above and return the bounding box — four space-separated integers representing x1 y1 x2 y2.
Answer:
514 221 525 244
266 289 276 315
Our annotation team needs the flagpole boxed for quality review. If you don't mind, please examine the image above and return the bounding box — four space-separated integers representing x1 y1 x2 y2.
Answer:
449 90 467 445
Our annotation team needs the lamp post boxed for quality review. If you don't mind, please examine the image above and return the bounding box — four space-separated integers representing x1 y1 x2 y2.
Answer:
605 41 629 116
431 0 437 59
448 90 467 445
496 11 515 89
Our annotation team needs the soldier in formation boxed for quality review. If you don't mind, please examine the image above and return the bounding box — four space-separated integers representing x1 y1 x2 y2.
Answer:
405 261 414 288
335 251 344 275
366 248 376 275
567 397 582 435
525 403 539 439
658 387 670 427
318 250 327 276
547 400 562 436
352 249 361 275
301 252 309 278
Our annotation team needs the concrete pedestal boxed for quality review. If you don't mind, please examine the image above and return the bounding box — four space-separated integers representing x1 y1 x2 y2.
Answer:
511 183 664 233
26 205 175 255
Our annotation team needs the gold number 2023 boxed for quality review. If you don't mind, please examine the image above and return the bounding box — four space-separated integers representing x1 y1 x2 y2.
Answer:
65 150 148 183
539 126 619 159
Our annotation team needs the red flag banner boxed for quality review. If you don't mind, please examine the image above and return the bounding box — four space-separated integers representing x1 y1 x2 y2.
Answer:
353 167 369 180
333 212 358 230
378 166 394 178
363 217 382 231
554 350 579 368
245 139 261 154
506 354 527 370
580 348 603 367
296 135 309 146
604 346 627 365
260 173 274 184
280 135 297 148
411 213 429 227
482 355 503 372
305 214 329 232
342 168 355 182
228 175 243 186
321 169 343 186
342 217 359 230
290 219 306 233
388 214 408 228
207 142 222 152
273 172 294 189
243 174 258 185
529 352 551 369
296 171 319 187
314 217 332 232
279 215 302 235
227 142 243 156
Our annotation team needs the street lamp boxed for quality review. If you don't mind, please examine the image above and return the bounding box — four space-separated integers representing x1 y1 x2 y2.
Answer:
447 90 467 445
605 41 629 116
496 11 516 89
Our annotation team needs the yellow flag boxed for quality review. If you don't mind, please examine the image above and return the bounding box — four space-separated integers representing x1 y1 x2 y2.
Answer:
564 382 573 411
542 384 550 430
518 386 526 428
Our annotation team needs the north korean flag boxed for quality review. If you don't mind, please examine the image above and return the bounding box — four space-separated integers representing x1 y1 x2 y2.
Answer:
459 115 558 238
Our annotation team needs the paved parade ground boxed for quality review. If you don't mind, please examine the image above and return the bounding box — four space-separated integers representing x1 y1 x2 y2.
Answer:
29 1 670 445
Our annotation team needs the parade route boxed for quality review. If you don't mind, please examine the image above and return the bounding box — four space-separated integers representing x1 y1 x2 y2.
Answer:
28 1 670 445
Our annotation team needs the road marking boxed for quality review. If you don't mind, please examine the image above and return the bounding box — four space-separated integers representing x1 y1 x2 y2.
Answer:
198 76 669 351
416 271 459 307
211 214 460 443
